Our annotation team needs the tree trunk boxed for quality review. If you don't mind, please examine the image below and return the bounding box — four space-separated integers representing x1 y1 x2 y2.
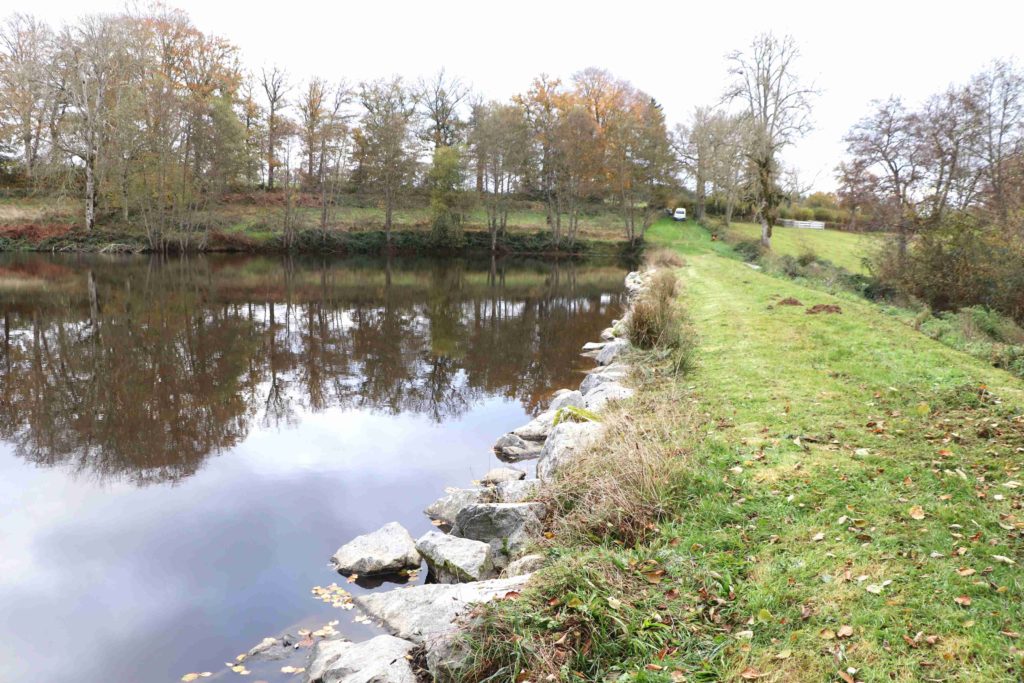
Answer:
384 186 393 246
760 214 772 248
84 155 97 231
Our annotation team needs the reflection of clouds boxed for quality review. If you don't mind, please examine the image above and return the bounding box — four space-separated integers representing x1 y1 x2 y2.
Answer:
0 396 524 683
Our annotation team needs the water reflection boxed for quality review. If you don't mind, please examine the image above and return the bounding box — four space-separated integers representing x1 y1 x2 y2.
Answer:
0 254 625 486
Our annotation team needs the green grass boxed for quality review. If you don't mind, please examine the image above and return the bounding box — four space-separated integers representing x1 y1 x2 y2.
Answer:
467 220 1024 682
723 221 882 274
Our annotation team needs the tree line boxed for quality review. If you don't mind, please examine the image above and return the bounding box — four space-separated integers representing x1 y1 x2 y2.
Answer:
837 60 1024 321
0 7 676 250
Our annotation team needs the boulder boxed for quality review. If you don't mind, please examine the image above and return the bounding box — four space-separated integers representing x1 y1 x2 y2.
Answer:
480 467 526 485
248 636 278 657
581 382 635 411
536 421 603 481
599 327 616 341
353 577 529 672
424 488 489 528
494 479 539 503
548 389 584 412
504 553 546 577
416 531 494 583
306 634 417 683
595 338 630 366
580 363 629 395
452 503 546 568
508 411 557 442
331 522 420 576
307 638 352 682
492 432 543 462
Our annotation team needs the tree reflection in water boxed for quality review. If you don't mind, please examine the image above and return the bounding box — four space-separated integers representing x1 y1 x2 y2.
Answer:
0 253 625 486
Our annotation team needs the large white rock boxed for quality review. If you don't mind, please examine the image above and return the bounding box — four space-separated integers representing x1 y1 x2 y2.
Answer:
599 327 616 341
331 522 421 576
580 363 629 395
492 432 543 462
581 382 635 411
549 389 584 412
306 634 417 683
494 479 540 503
416 530 494 583
354 575 529 646
595 338 630 366
424 488 489 528
536 421 603 481
581 341 607 351
508 410 558 442
480 466 526 485
452 503 546 568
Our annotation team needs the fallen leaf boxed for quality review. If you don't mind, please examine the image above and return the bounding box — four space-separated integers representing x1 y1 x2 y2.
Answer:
739 667 765 679
866 584 883 594
992 555 1016 565
837 625 854 639
908 505 926 520
607 597 622 610
819 628 836 640
280 666 305 674
957 567 976 577
812 532 825 542
954 595 972 607
643 569 666 584
735 630 754 640
182 675 200 682
838 672 854 683
775 649 792 660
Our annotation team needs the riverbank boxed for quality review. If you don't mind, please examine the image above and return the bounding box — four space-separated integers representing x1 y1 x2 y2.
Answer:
0 196 637 258
460 221 1024 681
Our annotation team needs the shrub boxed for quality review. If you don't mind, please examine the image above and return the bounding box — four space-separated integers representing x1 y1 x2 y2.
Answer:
643 247 684 268
732 239 763 262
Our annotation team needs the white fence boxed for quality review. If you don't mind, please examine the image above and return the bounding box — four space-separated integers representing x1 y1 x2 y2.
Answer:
780 219 825 229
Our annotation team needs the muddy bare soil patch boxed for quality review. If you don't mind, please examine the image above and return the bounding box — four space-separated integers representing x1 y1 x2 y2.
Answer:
778 297 803 306
806 303 843 314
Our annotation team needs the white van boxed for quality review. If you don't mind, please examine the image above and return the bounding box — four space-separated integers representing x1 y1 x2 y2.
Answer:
672 207 687 221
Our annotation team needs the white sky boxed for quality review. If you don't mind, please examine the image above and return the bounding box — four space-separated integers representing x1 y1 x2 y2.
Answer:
15 0 1024 191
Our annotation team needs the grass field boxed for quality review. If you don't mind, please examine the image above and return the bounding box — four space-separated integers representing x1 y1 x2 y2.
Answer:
722 221 883 274
469 219 1024 682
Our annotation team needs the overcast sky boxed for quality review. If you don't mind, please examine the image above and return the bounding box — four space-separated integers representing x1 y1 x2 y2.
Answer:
20 0 1024 191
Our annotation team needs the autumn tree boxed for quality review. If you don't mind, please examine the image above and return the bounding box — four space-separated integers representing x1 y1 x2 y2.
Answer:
605 89 675 245
468 101 531 251
356 77 418 245
726 33 816 247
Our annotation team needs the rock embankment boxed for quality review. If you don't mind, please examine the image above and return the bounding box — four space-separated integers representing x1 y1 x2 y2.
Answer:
308 269 653 682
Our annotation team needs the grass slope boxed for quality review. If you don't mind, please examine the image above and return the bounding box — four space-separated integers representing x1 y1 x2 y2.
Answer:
721 221 881 274
468 219 1024 683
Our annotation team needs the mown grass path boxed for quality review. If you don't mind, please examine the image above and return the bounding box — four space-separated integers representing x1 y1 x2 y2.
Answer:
651 220 1024 682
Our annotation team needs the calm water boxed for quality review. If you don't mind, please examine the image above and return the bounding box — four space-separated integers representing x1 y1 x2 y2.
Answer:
0 252 626 683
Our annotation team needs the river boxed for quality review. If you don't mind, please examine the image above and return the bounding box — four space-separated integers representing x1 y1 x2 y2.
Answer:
0 252 626 683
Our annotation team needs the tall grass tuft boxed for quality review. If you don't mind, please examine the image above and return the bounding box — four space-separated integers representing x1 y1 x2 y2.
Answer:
626 269 696 374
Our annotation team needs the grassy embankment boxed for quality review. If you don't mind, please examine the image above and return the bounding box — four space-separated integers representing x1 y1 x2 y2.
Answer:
718 221 881 274
465 219 1024 682
0 196 630 255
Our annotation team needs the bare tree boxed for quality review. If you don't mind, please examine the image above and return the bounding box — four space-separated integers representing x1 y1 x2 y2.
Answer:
725 33 816 247
260 65 290 190
0 14 54 180
843 97 923 254
417 68 468 149
968 59 1024 223
53 15 129 230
